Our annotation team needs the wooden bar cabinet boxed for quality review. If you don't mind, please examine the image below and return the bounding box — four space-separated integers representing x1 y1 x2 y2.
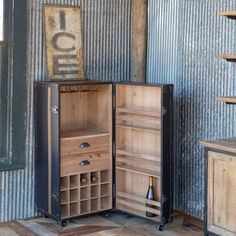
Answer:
35 80 173 229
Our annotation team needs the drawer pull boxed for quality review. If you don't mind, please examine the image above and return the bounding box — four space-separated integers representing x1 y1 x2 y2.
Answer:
80 142 90 148
80 160 90 166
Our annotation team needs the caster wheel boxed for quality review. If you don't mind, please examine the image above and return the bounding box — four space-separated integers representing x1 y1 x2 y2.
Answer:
102 212 110 217
123 212 131 219
61 221 67 227
157 224 164 231
169 215 173 223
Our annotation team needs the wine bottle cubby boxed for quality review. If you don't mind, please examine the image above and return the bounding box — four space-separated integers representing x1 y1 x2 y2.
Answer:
60 170 112 218
35 81 173 228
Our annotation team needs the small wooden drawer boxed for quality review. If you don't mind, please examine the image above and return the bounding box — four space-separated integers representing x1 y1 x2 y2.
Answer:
61 135 110 156
60 152 110 176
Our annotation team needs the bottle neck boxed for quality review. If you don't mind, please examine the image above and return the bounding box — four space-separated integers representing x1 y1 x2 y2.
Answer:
149 176 153 187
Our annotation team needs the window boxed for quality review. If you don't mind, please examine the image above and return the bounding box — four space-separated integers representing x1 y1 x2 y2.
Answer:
0 0 27 171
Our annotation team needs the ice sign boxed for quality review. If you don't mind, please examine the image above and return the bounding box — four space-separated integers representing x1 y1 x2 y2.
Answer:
43 6 85 80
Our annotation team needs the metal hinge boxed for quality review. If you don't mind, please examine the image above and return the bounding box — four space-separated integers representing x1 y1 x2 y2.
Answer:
113 183 116 197
162 107 167 116
112 141 116 156
52 106 59 114
52 192 59 200
162 195 167 204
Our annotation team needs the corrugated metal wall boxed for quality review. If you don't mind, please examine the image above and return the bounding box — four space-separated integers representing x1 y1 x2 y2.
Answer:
0 0 131 222
2 0 236 222
147 0 236 219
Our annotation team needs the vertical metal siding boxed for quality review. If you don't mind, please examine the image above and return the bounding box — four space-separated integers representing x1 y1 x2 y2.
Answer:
148 0 236 219
0 0 131 222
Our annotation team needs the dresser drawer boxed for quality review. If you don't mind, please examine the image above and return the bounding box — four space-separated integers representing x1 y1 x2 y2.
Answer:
60 152 111 176
61 135 110 156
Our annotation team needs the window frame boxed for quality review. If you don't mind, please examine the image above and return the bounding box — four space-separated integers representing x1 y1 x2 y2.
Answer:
0 0 27 171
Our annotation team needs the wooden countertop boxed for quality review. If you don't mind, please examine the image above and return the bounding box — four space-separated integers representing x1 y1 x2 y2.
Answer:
200 138 236 154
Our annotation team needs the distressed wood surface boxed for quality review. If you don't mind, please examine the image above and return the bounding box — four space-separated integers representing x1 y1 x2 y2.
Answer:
43 6 85 80
0 212 203 236
131 0 147 83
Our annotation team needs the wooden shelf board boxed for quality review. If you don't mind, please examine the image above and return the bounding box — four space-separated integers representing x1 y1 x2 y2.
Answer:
116 202 161 222
117 124 161 133
218 54 236 62
117 191 161 207
116 149 161 162
116 162 160 178
219 11 236 19
117 198 160 216
200 138 236 154
217 96 236 104
116 114 159 122
116 107 161 117
61 129 110 140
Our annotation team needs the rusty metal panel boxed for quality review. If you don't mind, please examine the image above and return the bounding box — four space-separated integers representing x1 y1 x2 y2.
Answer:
43 6 85 80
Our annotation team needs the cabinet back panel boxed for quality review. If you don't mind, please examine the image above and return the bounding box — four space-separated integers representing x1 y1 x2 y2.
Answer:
116 84 162 111
60 84 112 133
116 169 161 202
60 90 88 131
116 128 161 157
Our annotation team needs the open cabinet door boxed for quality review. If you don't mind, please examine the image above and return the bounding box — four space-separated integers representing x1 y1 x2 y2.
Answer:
115 83 173 226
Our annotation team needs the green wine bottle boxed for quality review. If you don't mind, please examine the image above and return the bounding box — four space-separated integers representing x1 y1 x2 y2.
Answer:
146 176 156 217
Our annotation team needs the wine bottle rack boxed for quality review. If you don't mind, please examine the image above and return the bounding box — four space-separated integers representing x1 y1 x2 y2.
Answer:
60 170 111 219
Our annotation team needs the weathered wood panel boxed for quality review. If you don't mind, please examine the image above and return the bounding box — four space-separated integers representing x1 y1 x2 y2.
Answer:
131 0 147 83
208 151 236 235
43 6 85 80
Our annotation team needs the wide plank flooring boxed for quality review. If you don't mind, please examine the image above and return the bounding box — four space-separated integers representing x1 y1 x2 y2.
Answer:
0 212 203 236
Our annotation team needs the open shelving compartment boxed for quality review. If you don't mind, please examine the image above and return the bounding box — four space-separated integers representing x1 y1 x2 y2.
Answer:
115 84 164 223
59 83 113 219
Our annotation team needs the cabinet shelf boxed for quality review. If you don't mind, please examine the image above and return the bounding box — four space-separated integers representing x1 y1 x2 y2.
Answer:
116 114 159 123
116 198 160 216
117 124 161 133
61 129 110 140
116 149 160 162
116 162 160 178
116 107 161 117
217 96 236 104
117 191 161 207
219 11 236 19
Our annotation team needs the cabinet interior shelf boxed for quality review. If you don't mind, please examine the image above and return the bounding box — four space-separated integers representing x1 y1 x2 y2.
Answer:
116 198 160 216
117 124 161 133
116 114 159 123
117 191 161 207
60 129 110 140
217 96 236 104
116 107 161 117
116 162 160 178
219 11 236 19
116 149 160 162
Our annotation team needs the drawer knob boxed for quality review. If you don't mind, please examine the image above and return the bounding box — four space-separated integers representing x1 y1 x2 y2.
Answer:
80 160 90 166
80 142 90 148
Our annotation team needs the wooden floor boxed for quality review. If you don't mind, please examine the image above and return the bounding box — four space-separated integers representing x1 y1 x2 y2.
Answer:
0 212 203 236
